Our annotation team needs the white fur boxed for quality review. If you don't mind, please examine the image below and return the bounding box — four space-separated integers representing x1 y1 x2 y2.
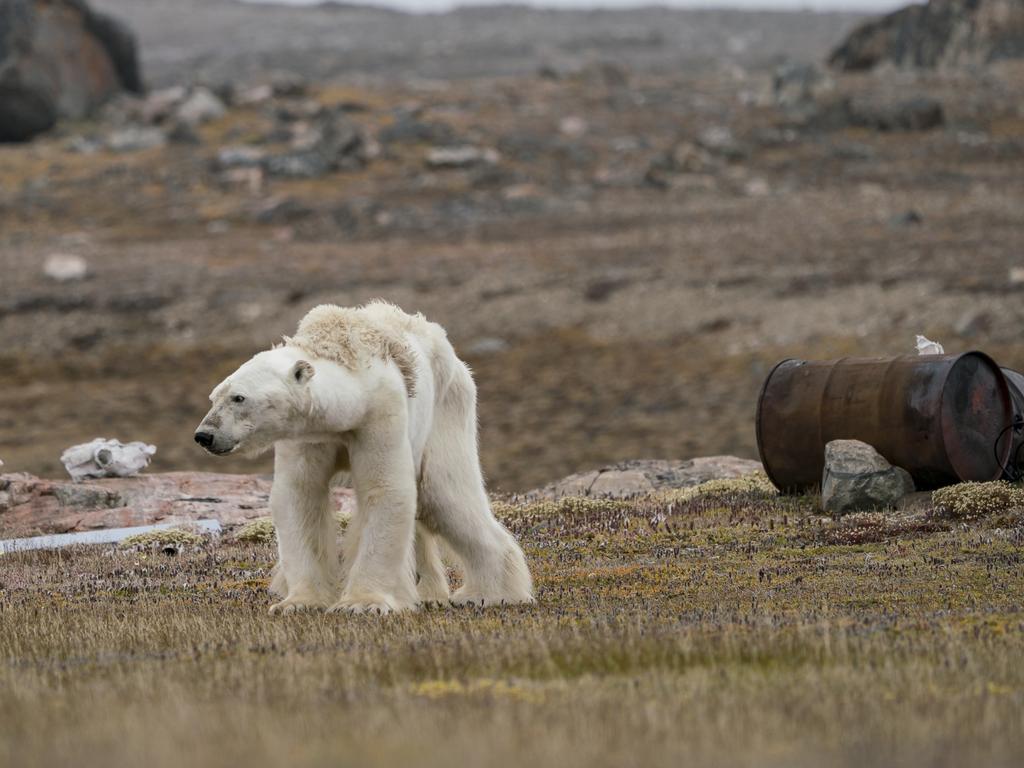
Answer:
196 303 534 614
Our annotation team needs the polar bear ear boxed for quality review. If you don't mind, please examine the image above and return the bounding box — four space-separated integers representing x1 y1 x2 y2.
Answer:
291 360 315 384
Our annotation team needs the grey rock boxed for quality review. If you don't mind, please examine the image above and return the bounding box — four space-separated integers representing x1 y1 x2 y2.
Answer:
263 150 331 178
379 115 457 145
141 85 187 124
890 209 924 227
262 110 368 178
849 96 945 132
215 145 267 170
0 0 142 142
43 253 88 282
166 120 201 145
821 440 915 515
696 126 746 160
829 0 1024 72
426 145 500 168
105 126 166 152
269 70 307 97
174 87 226 126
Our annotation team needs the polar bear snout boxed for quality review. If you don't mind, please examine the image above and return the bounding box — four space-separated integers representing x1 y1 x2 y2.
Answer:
193 428 235 455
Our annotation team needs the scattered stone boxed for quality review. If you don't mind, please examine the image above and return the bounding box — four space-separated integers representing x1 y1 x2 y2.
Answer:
697 126 746 160
821 440 915 515
890 209 923 227
849 96 945 132
219 167 263 194
270 70 308 97
142 85 188 124
251 196 317 224
236 84 273 106
829 142 876 161
263 150 331 178
743 178 770 197
0 0 142 142
166 120 201 145
644 141 719 188
65 135 103 154
426 145 500 168
43 253 88 282
215 145 267 169
378 113 458 145
1009 267 1024 286
175 87 226 126
60 438 156 481
273 98 324 123
105 126 166 152
262 110 369 177
559 116 587 138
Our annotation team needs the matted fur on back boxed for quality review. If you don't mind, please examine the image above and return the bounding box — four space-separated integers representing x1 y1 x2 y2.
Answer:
285 302 420 396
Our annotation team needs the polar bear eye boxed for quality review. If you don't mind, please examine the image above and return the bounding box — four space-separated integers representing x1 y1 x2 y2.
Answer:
231 395 246 404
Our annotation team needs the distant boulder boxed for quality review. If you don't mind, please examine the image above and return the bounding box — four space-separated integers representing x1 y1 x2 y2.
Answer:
830 0 1024 71
0 0 143 142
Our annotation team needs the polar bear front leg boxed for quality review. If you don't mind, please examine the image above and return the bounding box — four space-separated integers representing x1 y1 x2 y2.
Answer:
268 441 341 615
329 413 419 615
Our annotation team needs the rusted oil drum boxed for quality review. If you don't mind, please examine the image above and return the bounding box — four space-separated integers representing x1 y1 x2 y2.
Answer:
756 353 1014 492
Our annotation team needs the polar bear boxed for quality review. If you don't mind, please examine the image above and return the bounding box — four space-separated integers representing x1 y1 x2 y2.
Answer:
194 301 533 615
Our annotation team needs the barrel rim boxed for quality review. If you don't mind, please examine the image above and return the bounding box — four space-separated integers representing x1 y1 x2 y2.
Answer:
939 350 1013 483
755 357 799 492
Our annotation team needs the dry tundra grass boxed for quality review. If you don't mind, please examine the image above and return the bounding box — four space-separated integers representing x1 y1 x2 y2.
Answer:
2 479 1024 767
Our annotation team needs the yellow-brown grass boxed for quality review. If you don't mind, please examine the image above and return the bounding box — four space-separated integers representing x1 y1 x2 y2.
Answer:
2 489 1023 767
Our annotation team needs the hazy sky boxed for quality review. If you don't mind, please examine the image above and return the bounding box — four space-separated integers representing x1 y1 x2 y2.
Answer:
248 0 913 11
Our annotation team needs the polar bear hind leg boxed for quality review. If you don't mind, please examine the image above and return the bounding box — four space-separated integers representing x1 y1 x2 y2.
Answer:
419 362 534 606
415 522 451 604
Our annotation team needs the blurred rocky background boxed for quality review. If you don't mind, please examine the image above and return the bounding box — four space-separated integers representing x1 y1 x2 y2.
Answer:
2 0 1024 491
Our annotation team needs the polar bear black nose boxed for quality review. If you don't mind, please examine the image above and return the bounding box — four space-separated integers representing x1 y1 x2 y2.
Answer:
194 431 215 449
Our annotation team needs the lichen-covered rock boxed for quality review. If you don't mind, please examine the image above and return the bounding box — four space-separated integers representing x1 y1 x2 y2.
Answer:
932 480 1024 520
0 0 143 141
829 0 1024 72
821 440 915 515
528 456 764 500
120 526 207 551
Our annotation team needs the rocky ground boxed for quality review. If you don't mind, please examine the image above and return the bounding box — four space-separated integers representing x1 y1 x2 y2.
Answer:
2 2 1024 492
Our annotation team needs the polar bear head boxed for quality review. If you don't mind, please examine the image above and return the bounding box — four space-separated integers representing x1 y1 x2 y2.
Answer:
194 347 316 457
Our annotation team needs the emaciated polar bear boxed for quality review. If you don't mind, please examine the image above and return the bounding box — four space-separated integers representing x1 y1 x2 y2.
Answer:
194 302 533 614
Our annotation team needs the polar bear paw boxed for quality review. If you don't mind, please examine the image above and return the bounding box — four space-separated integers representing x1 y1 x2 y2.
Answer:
417 577 451 606
328 592 412 616
268 594 329 615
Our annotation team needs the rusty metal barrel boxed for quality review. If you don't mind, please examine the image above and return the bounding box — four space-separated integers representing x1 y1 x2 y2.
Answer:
756 353 1014 492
